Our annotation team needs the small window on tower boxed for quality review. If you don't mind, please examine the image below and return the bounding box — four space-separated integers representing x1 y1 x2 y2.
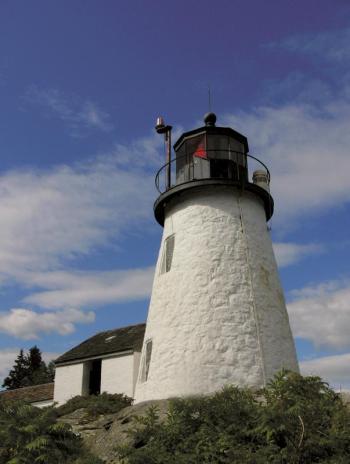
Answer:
140 339 153 382
160 234 175 274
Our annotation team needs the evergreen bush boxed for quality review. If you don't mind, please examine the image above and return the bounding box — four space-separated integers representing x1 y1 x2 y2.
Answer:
2 346 55 390
0 400 103 464
117 371 350 464
56 392 133 418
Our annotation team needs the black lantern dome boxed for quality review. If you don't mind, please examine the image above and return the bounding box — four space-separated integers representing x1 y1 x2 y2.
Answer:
154 113 273 226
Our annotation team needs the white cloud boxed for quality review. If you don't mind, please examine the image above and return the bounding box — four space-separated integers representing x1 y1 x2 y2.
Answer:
22 266 154 309
24 87 113 134
273 242 324 267
78 101 112 132
0 307 95 339
0 130 165 338
300 353 350 391
268 27 350 63
0 348 59 388
224 99 350 226
0 154 155 277
0 134 163 338
261 72 333 107
221 26 350 228
288 280 350 349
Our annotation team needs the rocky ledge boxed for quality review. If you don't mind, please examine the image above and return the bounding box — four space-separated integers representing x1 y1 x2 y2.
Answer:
59 399 170 463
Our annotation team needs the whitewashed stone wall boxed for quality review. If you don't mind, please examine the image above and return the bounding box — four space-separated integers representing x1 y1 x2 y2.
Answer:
54 363 85 405
132 351 141 394
134 186 299 403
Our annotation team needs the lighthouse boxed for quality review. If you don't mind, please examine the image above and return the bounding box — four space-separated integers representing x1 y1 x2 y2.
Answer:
134 113 299 403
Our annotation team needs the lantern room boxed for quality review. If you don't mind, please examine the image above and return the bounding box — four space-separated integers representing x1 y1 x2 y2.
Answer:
153 112 274 226
173 112 249 185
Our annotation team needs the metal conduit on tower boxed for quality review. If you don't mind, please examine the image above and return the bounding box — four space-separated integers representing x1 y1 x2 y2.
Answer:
134 113 299 403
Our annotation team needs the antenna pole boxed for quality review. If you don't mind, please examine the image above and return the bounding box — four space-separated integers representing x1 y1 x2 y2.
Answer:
165 129 171 190
208 85 212 112
155 117 173 190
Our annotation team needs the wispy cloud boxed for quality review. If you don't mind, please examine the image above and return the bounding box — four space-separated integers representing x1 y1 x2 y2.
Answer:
22 267 154 309
219 26 350 230
79 101 112 131
224 97 350 226
0 265 155 340
273 242 324 268
288 280 350 349
24 87 113 135
267 27 350 63
104 131 167 169
0 153 155 277
260 72 333 107
0 308 94 339
300 352 350 391
0 133 163 338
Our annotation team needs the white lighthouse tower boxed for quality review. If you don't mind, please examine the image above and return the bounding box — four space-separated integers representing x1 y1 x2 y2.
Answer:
134 113 298 403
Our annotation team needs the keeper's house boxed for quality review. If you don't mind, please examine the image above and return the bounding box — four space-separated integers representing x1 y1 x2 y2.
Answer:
53 323 145 405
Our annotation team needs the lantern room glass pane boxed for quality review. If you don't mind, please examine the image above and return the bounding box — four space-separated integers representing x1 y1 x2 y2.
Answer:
176 134 206 184
186 134 206 157
175 144 187 183
207 134 229 159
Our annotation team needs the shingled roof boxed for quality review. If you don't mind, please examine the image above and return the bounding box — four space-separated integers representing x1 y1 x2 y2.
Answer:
55 323 146 365
0 383 54 403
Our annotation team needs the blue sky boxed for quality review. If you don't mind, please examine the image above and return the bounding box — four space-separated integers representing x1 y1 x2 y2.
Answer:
0 0 350 389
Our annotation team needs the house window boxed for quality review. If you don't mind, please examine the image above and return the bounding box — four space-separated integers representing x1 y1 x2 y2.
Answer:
160 235 175 274
140 339 153 382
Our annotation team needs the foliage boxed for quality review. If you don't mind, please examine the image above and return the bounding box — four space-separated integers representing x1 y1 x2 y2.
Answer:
117 371 350 464
2 349 28 390
2 346 55 390
56 392 133 418
0 400 103 464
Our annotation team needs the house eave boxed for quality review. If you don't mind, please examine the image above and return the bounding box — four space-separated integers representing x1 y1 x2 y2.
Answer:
54 348 136 367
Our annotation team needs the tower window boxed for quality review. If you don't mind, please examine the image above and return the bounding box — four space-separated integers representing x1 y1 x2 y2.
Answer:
140 339 153 382
160 234 175 274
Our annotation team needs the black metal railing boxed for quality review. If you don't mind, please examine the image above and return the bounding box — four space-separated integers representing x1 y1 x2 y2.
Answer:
155 150 270 194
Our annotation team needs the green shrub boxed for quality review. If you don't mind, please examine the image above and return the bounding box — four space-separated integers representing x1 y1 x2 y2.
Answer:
56 392 133 418
0 400 103 463
117 371 350 464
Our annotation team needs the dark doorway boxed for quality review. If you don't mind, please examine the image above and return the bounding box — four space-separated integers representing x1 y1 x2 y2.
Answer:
89 359 102 395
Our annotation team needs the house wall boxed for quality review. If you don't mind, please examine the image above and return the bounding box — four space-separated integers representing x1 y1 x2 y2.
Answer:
54 350 141 405
100 354 134 397
54 363 85 405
